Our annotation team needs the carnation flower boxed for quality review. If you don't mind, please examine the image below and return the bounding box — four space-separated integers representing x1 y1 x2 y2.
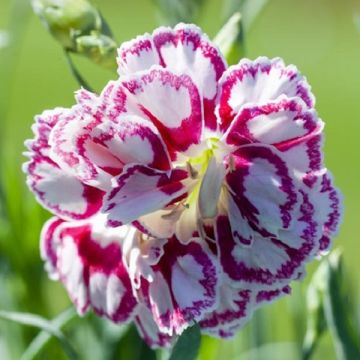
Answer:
24 23 341 347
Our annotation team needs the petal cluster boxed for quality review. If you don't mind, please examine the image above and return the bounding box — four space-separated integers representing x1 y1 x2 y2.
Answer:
24 23 341 347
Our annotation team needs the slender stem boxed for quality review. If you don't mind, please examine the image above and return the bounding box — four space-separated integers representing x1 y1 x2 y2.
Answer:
64 51 94 92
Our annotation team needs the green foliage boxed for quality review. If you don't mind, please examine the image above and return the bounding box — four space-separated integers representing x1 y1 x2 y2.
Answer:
0 310 78 360
152 0 205 25
303 250 360 360
323 251 360 360
223 0 269 32
21 308 77 360
169 323 201 360
213 12 245 64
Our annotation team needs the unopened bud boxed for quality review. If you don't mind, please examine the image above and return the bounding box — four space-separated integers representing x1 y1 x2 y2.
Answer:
31 0 116 70
76 32 117 70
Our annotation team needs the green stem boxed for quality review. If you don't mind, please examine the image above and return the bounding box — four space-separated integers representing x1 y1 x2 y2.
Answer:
64 51 94 92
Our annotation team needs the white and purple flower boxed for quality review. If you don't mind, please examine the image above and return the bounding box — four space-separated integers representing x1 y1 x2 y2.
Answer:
24 23 341 347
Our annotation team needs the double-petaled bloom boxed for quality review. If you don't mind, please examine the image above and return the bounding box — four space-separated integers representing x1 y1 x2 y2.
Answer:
24 24 341 347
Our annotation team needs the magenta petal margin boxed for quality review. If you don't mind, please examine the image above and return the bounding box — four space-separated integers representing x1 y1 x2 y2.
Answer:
24 23 342 348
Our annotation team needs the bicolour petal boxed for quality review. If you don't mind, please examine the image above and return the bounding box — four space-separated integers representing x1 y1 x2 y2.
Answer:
217 186 319 289
120 67 203 153
131 237 219 336
25 156 104 220
122 229 167 289
25 108 64 158
134 304 174 349
199 284 254 338
44 218 138 323
24 108 105 220
308 173 342 254
224 97 321 148
278 133 324 188
49 88 174 189
118 24 226 129
48 105 115 190
255 285 291 309
226 145 298 236
103 165 190 227
89 114 171 172
218 57 315 131
40 216 64 280
118 34 161 75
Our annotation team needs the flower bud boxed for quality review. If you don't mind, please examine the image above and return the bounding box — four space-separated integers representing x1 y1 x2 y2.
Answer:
31 0 116 69
75 32 117 70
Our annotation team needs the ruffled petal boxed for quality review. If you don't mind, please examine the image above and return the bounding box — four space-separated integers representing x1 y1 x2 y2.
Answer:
118 24 226 130
134 304 174 349
89 114 171 171
278 133 323 188
49 103 114 189
127 237 219 336
226 145 298 236
218 57 315 131
200 284 254 338
118 34 161 75
24 109 104 220
25 156 104 220
50 89 173 190
308 173 342 254
40 217 64 280
254 285 291 309
103 165 190 227
224 97 321 148
120 67 203 153
217 187 319 289
44 218 138 323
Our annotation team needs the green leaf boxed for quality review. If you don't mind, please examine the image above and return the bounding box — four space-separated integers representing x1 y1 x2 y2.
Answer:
213 12 245 65
0 309 78 360
152 0 205 25
224 0 270 33
302 258 328 360
234 342 300 360
169 323 201 360
21 308 77 360
323 250 360 360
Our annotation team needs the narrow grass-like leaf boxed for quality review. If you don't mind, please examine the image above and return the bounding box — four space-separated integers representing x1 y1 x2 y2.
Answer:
21 307 77 360
169 323 201 360
323 250 360 360
234 342 300 360
302 261 327 360
152 0 205 25
224 0 269 33
0 310 78 360
213 12 245 64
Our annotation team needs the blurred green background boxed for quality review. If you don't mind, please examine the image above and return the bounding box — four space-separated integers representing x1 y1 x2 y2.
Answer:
0 0 359 359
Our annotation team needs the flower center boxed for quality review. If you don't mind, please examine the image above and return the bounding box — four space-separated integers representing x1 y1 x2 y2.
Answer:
184 137 221 207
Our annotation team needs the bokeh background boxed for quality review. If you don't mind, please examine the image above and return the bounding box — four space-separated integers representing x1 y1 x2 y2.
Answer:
0 0 359 359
